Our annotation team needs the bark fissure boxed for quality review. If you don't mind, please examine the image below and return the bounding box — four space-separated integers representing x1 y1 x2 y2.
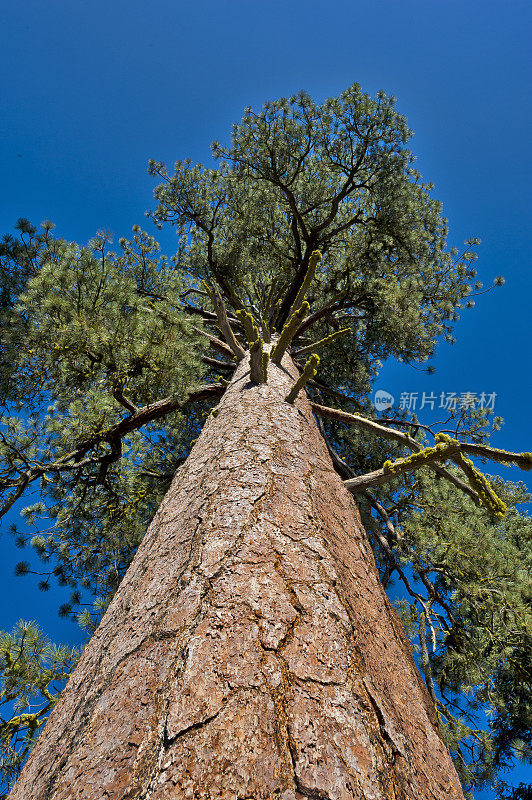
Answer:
11 352 465 800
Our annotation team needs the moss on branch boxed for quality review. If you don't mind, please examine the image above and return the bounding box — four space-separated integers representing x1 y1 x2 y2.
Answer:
270 301 310 365
292 327 351 358
288 249 322 318
285 354 320 404
235 309 260 347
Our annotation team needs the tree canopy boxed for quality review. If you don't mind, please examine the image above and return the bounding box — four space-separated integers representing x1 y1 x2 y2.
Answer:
0 85 530 798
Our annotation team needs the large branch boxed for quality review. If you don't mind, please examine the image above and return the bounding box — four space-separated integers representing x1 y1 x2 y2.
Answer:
312 403 480 503
340 424 528 515
293 293 351 338
343 446 461 493
202 281 246 360
62 385 225 464
312 402 422 449
0 384 225 519
191 326 237 360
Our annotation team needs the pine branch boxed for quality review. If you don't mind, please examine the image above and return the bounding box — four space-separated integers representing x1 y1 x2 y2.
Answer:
270 302 310 365
311 402 426 449
344 443 462 493
362 493 455 619
291 328 350 358
312 403 480 503
361 492 431 606
191 325 237 360
343 430 529 516
111 389 139 415
285 354 319 404
235 309 259 346
202 280 246 360
0 384 225 521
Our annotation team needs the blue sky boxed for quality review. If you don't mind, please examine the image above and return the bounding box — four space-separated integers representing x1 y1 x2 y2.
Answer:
1 0 531 793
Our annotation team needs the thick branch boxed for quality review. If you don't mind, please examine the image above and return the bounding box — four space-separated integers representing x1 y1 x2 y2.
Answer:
0 384 225 519
292 328 350 358
285 354 319 404
191 326 237 360
202 281 246 360
65 384 225 461
270 302 310 365
312 403 480 503
112 390 139 415
312 402 421 449
343 444 461 493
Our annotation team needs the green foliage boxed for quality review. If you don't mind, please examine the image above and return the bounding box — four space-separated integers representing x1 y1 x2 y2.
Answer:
367 468 531 793
2 226 202 407
0 223 209 628
149 85 478 393
0 620 79 796
398 473 531 791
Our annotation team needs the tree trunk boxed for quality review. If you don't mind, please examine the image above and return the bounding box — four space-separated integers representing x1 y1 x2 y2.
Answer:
10 354 465 800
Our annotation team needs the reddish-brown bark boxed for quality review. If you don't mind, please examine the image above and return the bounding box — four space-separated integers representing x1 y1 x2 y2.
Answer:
11 354 465 799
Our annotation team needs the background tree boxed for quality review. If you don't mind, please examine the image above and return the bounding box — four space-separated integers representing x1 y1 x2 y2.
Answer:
0 86 530 798
0 621 78 796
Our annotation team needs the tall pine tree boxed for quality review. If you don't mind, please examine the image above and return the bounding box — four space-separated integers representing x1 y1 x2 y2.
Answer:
1 85 530 798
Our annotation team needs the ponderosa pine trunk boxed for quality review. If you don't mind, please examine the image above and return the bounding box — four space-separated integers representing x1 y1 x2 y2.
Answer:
10 353 465 800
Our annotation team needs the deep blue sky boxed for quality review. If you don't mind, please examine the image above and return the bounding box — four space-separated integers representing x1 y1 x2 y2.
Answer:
1 0 531 793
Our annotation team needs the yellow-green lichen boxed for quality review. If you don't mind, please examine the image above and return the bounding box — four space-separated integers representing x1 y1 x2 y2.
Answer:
235 309 260 347
382 434 459 475
381 431 507 516
285 354 320 404
270 301 310 365
453 452 508 518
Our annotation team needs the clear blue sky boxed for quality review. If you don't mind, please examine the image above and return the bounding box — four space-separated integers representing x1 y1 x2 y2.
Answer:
1 0 531 794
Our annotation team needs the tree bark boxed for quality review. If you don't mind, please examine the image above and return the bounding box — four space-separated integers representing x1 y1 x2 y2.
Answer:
10 354 465 800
